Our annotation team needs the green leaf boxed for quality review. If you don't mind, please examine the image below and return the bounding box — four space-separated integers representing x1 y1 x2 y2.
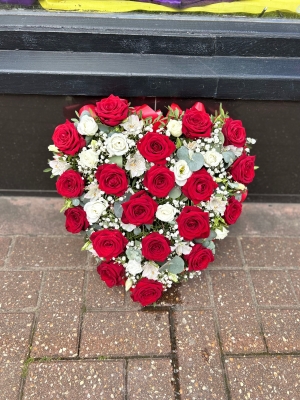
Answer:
159 256 185 274
98 123 110 133
254 166 259 170
202 240 216 254
169 186 182 199
72 198 80 206
187 152 204 172
85 136 92 146
43 168 52 173
133 227 141 235
113 202 123 218
168 273 179 283
177 146 189 161
81 240 91 251
207 230 217 241
222 151 236 165
176 137 182 149
108 156 123 168
125 278 133 291
145 224 152 230
218 131 225 145
126 248 142 262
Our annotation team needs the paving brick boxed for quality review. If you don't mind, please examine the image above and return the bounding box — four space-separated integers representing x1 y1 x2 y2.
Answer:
80 311 171 357
178 272 211 308
0 362 22 400
0 313 33 362
85 270 125 309
40 270 84 312
127 359 174 399
0 271 42 310
0 237 11 267
289 270 300 302
229 203 300 237
0 197 67 236
217 307 265 353
241 237 300 267
7 236 87 269
212 238 243 268
251 270 298 305
175 310 227 399
31 312 80 358
260 309 300 352
210 270 254 309
226 356 300 399
23 360 125 399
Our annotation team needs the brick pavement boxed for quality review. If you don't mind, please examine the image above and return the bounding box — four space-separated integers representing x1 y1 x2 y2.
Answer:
0 197 300 399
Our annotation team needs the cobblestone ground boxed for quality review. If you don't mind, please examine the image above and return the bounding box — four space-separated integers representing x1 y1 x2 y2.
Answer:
0 197 300 399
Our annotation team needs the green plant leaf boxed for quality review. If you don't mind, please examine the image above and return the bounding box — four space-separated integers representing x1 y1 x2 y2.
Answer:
98 123 110 133
113 202 123 218
108 155 123 168
133 227 141 235
187 152 204 171
159 256 184 274
222 151 236 165
72 198 80 206
218 131 225 145
169 186 182 199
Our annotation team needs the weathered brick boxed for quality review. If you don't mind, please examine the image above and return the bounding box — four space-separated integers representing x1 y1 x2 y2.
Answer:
0 237 11 267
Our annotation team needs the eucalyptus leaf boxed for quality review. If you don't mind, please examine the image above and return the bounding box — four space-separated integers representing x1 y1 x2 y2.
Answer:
108 155 123 168
218 131 225 145
125 248 142 262
85 136 93 146
169 186 182 199
177 146 189 161
133 227 141 235
222 151 236 165
235 193 242 202
72 198 80 206
202 240 216 254
207 230 217 241
159 256 184 274
193 238 203 244
80 110 90 117
92 224 101 230
188 152 204 172
98 123 110 133
113 202 123 218
145 224 152 231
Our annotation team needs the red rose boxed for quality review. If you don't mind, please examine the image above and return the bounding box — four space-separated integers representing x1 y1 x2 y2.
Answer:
177 206 210 241
95 164 128 197
97 261 125 288
182 106 212 139
131 277 164 306
95 94 129 126
230 154 256 184
64 206 89 234
90 229 128 260
224 197 242 225
56 170 84 198
121 191 158 226
52 120 85 155
143 166 175 198
222 118 246 147
137 132 176 165
141 233 171 262
185 243 214 271
182 169 218 204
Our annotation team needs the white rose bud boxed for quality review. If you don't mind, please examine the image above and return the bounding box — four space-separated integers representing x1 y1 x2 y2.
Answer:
106 133 129 156
78 149 99 169
156 204 177 223
77 115 98 136
84 199 108 224
215 227 229 240
167 119 182 137
142 261 160 280
126 260 143 275
203 149 223 167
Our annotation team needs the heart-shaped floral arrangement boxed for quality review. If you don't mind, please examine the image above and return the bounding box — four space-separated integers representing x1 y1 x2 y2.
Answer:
46 95 256 306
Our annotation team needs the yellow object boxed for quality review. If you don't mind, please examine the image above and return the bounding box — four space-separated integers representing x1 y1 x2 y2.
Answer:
39 0 300 15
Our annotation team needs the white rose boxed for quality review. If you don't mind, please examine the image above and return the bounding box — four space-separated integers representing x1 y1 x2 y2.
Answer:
167 119 182 137
172 160 192 186
125 151 146 178
126 260 143 276
77 115 98 136
204 149 223 167
142 261 160 281
215 227 229 240
121 115 144 135
156 204 177 223
49 156 70 176
78 149 99 169
84 198 108 224
106 133 129 156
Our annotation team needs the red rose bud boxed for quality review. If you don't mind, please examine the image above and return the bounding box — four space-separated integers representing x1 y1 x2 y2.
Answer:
64 206 89 234
230 154 256 185
79 104 97 118
185 243 214 271
224 197 243 225
137 132 176 165
143 165 175 198
90 229 128 260
132 104 160 120
131 277 164 306
95 94 129 126
176 206 210 241
182 169 218 204
167 103 183 116
141 233 171 262
182 107 212 140
56 170 84 198
241 190 248 202
97 261 125 288
52 120 85 155
191 102 205 112
121 191 158 226
222 118 246 148
95 164 128 197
